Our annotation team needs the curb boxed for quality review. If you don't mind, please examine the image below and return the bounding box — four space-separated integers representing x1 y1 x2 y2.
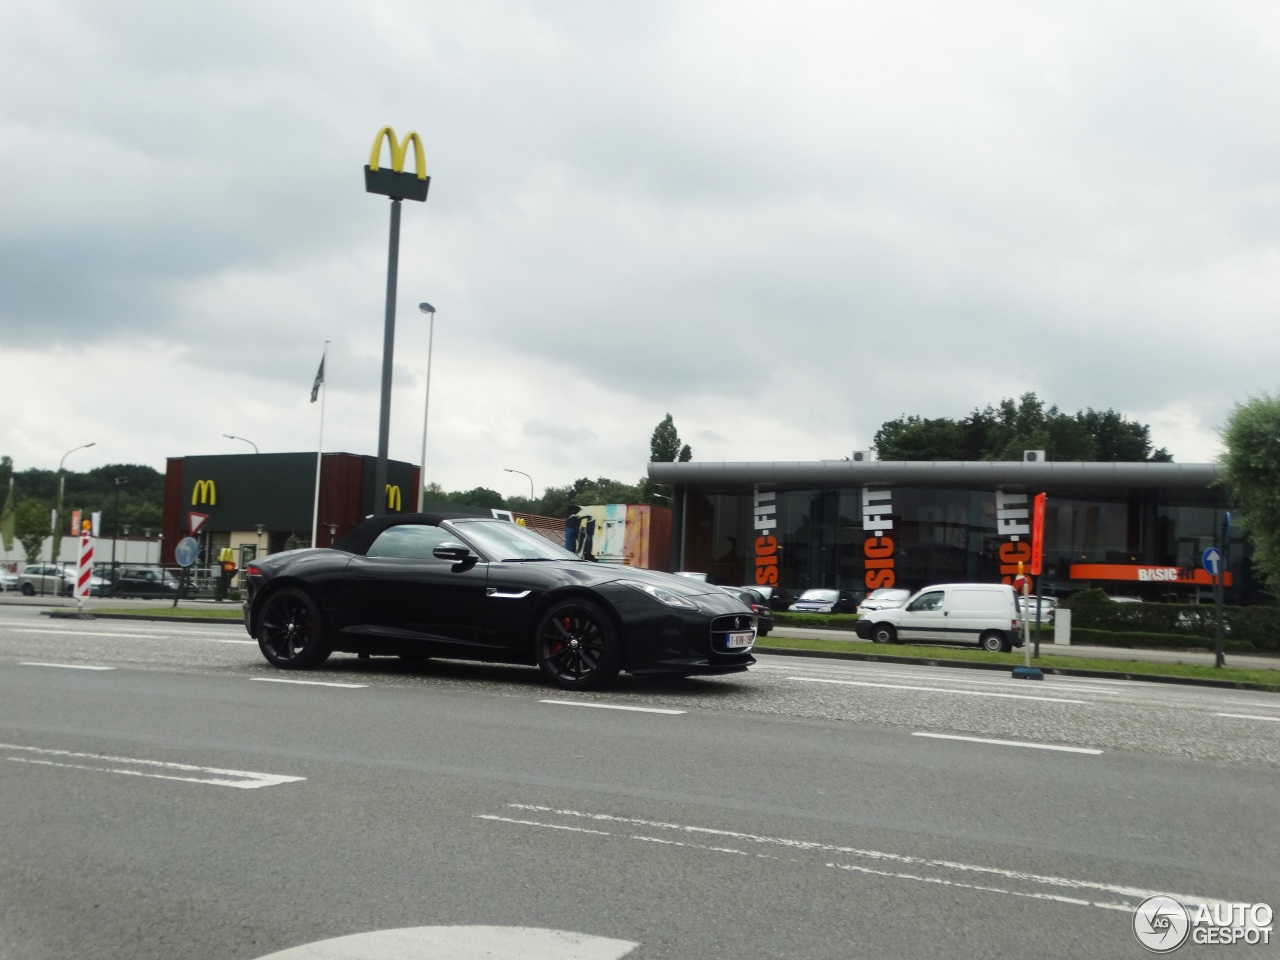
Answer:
44 611 244 626
753 645 1280 693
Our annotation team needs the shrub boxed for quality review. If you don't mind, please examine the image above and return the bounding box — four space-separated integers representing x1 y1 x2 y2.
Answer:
1063 589 1279 652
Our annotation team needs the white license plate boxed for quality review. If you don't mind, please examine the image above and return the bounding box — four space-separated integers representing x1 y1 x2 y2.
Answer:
725 630 755 649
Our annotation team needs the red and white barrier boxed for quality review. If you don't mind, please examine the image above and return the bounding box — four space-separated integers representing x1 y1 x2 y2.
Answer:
75 531 94 601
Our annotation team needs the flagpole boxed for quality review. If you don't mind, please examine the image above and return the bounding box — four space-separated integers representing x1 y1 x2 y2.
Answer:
310 341 330 548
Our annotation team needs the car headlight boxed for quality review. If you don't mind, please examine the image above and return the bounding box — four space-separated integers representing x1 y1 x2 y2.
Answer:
616 579 698 610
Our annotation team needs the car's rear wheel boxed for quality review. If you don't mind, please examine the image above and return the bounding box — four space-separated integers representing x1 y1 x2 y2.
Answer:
871 624 895 644
980 630 1008 653
257 587 332 669
535 598 622 691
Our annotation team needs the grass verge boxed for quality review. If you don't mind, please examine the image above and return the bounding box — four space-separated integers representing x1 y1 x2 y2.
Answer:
98 606 244 620
758 634 1280 691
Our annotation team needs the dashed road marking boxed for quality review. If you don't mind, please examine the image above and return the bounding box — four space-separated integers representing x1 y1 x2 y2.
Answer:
539 700 685 715
252 678 368 689
912 732 1103 754
787 675 1087 704
20 662 114 671
0 743 304 789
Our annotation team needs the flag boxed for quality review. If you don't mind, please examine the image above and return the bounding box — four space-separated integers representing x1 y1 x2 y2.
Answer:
0 479 13 552
310 354 325 403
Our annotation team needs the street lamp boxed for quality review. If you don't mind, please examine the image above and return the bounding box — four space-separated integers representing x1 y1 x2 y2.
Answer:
504 468 535 501
417 302 437 509
51 442 95 566
110 477 128 592
223 434 259 454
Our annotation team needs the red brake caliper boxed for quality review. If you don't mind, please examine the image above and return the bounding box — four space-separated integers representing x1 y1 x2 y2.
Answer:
550 616 571 654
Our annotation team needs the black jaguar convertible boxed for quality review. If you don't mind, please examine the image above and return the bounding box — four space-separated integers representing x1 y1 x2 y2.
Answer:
243 511 757 690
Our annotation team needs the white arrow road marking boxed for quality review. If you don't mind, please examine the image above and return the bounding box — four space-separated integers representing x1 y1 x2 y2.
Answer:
20 662 115 671
912 732 1103 754
251 926 638 959
0 743 304 789
787 675 1087 703
539 700 685 715
252 678 368 689
479 804 1235 913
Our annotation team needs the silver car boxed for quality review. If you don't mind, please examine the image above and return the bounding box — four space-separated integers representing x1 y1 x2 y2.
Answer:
17 564 108 597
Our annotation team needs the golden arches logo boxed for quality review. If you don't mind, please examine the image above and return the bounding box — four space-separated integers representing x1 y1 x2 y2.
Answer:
191 480 217 506
368 126 427 181
386 484 402 511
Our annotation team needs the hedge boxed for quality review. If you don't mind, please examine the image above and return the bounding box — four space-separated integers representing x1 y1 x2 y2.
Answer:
1063 589 1279 652
772 612 859 631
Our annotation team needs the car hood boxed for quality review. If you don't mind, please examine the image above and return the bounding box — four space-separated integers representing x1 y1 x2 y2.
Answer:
509 562 725 599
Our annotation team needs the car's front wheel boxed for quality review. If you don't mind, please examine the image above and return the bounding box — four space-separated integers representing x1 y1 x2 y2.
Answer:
20 583 34 596
871 624 896 644
257 587 332 669
534 598 622 691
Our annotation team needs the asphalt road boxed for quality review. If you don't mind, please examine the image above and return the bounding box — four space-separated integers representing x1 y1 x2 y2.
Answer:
0 606 1276 960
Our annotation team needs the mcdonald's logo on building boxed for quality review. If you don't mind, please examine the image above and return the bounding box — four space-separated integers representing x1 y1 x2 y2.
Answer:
191 480 217 506
364 126 430 202
386 484 402 511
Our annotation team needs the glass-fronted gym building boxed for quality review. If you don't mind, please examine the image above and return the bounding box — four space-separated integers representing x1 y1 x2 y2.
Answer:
650 460 1253 604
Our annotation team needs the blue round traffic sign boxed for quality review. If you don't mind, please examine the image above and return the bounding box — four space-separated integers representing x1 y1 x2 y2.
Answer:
1201 547 1223 576
175 537 200 568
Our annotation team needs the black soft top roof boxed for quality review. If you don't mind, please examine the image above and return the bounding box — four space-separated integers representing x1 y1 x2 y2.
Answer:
330 509 494 556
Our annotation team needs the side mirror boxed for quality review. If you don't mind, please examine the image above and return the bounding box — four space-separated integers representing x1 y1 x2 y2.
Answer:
433 542 474 564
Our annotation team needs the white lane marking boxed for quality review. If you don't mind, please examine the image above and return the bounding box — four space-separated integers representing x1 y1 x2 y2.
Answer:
250 925 639 960
0 743 304 789
828 860 1131 912
1215 713 1280 722
474 815 612 836
539 700 685 715
20 662 115 671
8 626 253 643
252 678 368 689
912 732 1103 755
787 676 1087 704
493 804 1232 910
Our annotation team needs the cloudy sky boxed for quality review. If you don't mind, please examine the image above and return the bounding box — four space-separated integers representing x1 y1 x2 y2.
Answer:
2 0 1277 498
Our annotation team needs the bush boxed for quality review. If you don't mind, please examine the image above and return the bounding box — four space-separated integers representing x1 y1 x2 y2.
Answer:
1063 589 1279 652
772 612 859 631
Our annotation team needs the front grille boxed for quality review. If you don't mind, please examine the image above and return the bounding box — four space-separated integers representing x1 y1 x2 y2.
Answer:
710 613 756 654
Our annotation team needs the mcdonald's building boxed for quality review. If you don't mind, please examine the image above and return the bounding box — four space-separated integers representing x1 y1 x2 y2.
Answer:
161 452 418 569
650 459 1260 605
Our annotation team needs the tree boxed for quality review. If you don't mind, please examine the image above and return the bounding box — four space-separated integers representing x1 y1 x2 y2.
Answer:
650 414 691 463
1221 395 1280 589
873 393 1173 462
15 499 50 565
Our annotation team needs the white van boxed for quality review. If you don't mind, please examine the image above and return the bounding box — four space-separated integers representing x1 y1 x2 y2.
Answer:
854 583 1022 652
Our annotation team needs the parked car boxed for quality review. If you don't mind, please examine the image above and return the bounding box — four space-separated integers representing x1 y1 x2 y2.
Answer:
0 568 18 592
788 588 859 614
16 563 109 597
855 582 1023 652
856 587 912 618
728 586 775 636
244 511 757 690
747 585 792 612
1018 596 1058 623
112 567 185 598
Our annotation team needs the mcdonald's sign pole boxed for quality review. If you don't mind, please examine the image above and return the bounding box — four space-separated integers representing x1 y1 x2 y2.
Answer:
365 126 430 516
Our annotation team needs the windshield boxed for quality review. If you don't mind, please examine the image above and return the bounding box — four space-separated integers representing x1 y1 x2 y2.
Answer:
448 518 581 561
798 589 839 601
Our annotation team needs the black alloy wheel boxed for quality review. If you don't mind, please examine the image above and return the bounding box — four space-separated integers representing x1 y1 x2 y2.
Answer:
871 624 895 644
257 587 332 669
534 598 622 690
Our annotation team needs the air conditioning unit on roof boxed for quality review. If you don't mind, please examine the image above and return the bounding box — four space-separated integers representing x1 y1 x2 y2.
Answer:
851 450 875 462
1023 450 1046 463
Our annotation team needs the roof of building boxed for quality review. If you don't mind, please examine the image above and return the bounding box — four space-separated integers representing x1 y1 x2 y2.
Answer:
646 460 1221 490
